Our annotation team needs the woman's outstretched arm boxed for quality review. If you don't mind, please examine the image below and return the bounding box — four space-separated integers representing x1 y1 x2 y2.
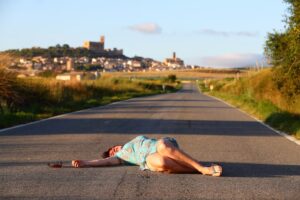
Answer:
72 157 122 168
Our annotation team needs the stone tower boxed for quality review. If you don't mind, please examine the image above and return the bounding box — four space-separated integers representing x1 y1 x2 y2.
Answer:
173 52 176 61
100 36 105 48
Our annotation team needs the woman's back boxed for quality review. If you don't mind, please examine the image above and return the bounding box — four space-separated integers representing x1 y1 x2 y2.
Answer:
115 135 158 170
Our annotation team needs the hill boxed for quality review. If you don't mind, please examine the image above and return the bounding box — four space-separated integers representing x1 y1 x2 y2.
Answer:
2 44 127 59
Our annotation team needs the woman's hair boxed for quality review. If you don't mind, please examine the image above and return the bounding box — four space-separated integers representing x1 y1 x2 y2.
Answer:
101 145 120 158
101 149 110 159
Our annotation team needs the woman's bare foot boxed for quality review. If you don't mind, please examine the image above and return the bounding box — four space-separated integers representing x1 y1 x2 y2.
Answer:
72 160 87 168
202 164 222 177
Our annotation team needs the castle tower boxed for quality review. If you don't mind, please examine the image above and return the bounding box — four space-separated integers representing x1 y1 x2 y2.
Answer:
173 52 176 61
100 36 105 48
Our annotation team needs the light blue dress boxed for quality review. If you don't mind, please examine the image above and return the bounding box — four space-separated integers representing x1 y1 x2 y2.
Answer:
115 135 179 170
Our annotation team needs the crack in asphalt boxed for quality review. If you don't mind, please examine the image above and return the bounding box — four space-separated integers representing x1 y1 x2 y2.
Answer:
112 170 127 198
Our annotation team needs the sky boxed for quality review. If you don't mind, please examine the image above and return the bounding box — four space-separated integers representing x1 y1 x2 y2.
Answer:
0 0 288 68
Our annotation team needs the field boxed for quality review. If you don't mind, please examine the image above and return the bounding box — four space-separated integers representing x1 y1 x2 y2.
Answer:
105 68 246 80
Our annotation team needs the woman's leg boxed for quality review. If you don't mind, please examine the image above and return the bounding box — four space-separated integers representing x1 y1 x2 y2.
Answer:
146 153 197 173
156 139 222 176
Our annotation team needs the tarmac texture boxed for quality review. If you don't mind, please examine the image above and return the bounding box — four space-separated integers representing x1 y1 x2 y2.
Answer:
0 83 299 200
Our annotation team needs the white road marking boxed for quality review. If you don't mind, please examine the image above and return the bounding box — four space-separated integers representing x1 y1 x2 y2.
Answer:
206 94 300 146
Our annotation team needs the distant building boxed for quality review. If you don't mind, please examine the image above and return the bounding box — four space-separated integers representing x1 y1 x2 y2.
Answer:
66 58 74 71
56 73 83 81
83 35 123 57
83 36 105 53
127 60 142 68
164 52 184 67
106 48 123 57
56 72 99 81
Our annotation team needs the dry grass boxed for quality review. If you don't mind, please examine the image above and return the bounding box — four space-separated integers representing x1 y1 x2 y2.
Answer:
105 69 247 79
0 75 179 128
0 53 18 69
200 68 300 138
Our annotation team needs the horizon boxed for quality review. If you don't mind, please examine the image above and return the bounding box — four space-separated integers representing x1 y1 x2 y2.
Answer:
0 0 287 68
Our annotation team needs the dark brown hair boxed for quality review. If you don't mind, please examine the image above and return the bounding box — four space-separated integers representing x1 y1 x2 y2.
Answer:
101 145 121 158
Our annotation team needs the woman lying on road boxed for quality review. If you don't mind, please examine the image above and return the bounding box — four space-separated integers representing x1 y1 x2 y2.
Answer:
71 135 222 177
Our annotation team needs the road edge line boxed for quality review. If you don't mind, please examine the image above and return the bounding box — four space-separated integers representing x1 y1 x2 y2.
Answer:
0 106 99 133
0 90 175 134
196 84 300 146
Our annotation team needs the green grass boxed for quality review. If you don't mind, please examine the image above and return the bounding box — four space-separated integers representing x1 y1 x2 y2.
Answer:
198 70 300 139
0 112 52 128
0 77 181 129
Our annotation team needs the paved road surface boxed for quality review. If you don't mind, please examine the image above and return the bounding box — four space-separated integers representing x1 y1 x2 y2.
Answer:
0 83 299 200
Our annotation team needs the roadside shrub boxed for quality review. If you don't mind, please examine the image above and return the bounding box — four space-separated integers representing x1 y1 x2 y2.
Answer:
165 74 177 83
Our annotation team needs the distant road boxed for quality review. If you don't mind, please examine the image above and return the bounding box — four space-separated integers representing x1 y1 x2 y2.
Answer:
0 82 299 200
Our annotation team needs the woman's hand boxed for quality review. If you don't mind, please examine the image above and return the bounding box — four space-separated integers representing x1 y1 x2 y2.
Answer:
72 160 86 168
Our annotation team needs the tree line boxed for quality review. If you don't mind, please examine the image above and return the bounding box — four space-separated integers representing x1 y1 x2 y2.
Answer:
4 44 125 59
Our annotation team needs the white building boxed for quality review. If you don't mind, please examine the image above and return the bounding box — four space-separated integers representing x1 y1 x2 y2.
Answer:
56 73 83 81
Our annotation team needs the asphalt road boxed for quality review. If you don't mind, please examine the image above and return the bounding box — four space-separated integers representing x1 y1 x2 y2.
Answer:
0 82 299 200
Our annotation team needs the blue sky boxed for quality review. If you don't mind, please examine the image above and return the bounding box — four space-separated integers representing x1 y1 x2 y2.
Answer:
0 0 288 67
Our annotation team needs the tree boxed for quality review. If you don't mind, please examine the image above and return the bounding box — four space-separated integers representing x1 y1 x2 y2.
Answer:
62 44 70 49
165 74 177 83
265 0 300 100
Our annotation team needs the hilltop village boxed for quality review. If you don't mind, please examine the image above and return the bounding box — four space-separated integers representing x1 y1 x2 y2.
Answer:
4 35 202 81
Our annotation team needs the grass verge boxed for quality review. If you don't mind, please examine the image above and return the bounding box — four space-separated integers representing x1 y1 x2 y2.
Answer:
0 76 181 129
198 70 300 140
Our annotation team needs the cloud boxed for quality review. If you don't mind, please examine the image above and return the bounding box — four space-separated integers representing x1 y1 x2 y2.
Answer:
200 53 265 68
128 23 162 34
235 31 258 37
197 29 258 37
